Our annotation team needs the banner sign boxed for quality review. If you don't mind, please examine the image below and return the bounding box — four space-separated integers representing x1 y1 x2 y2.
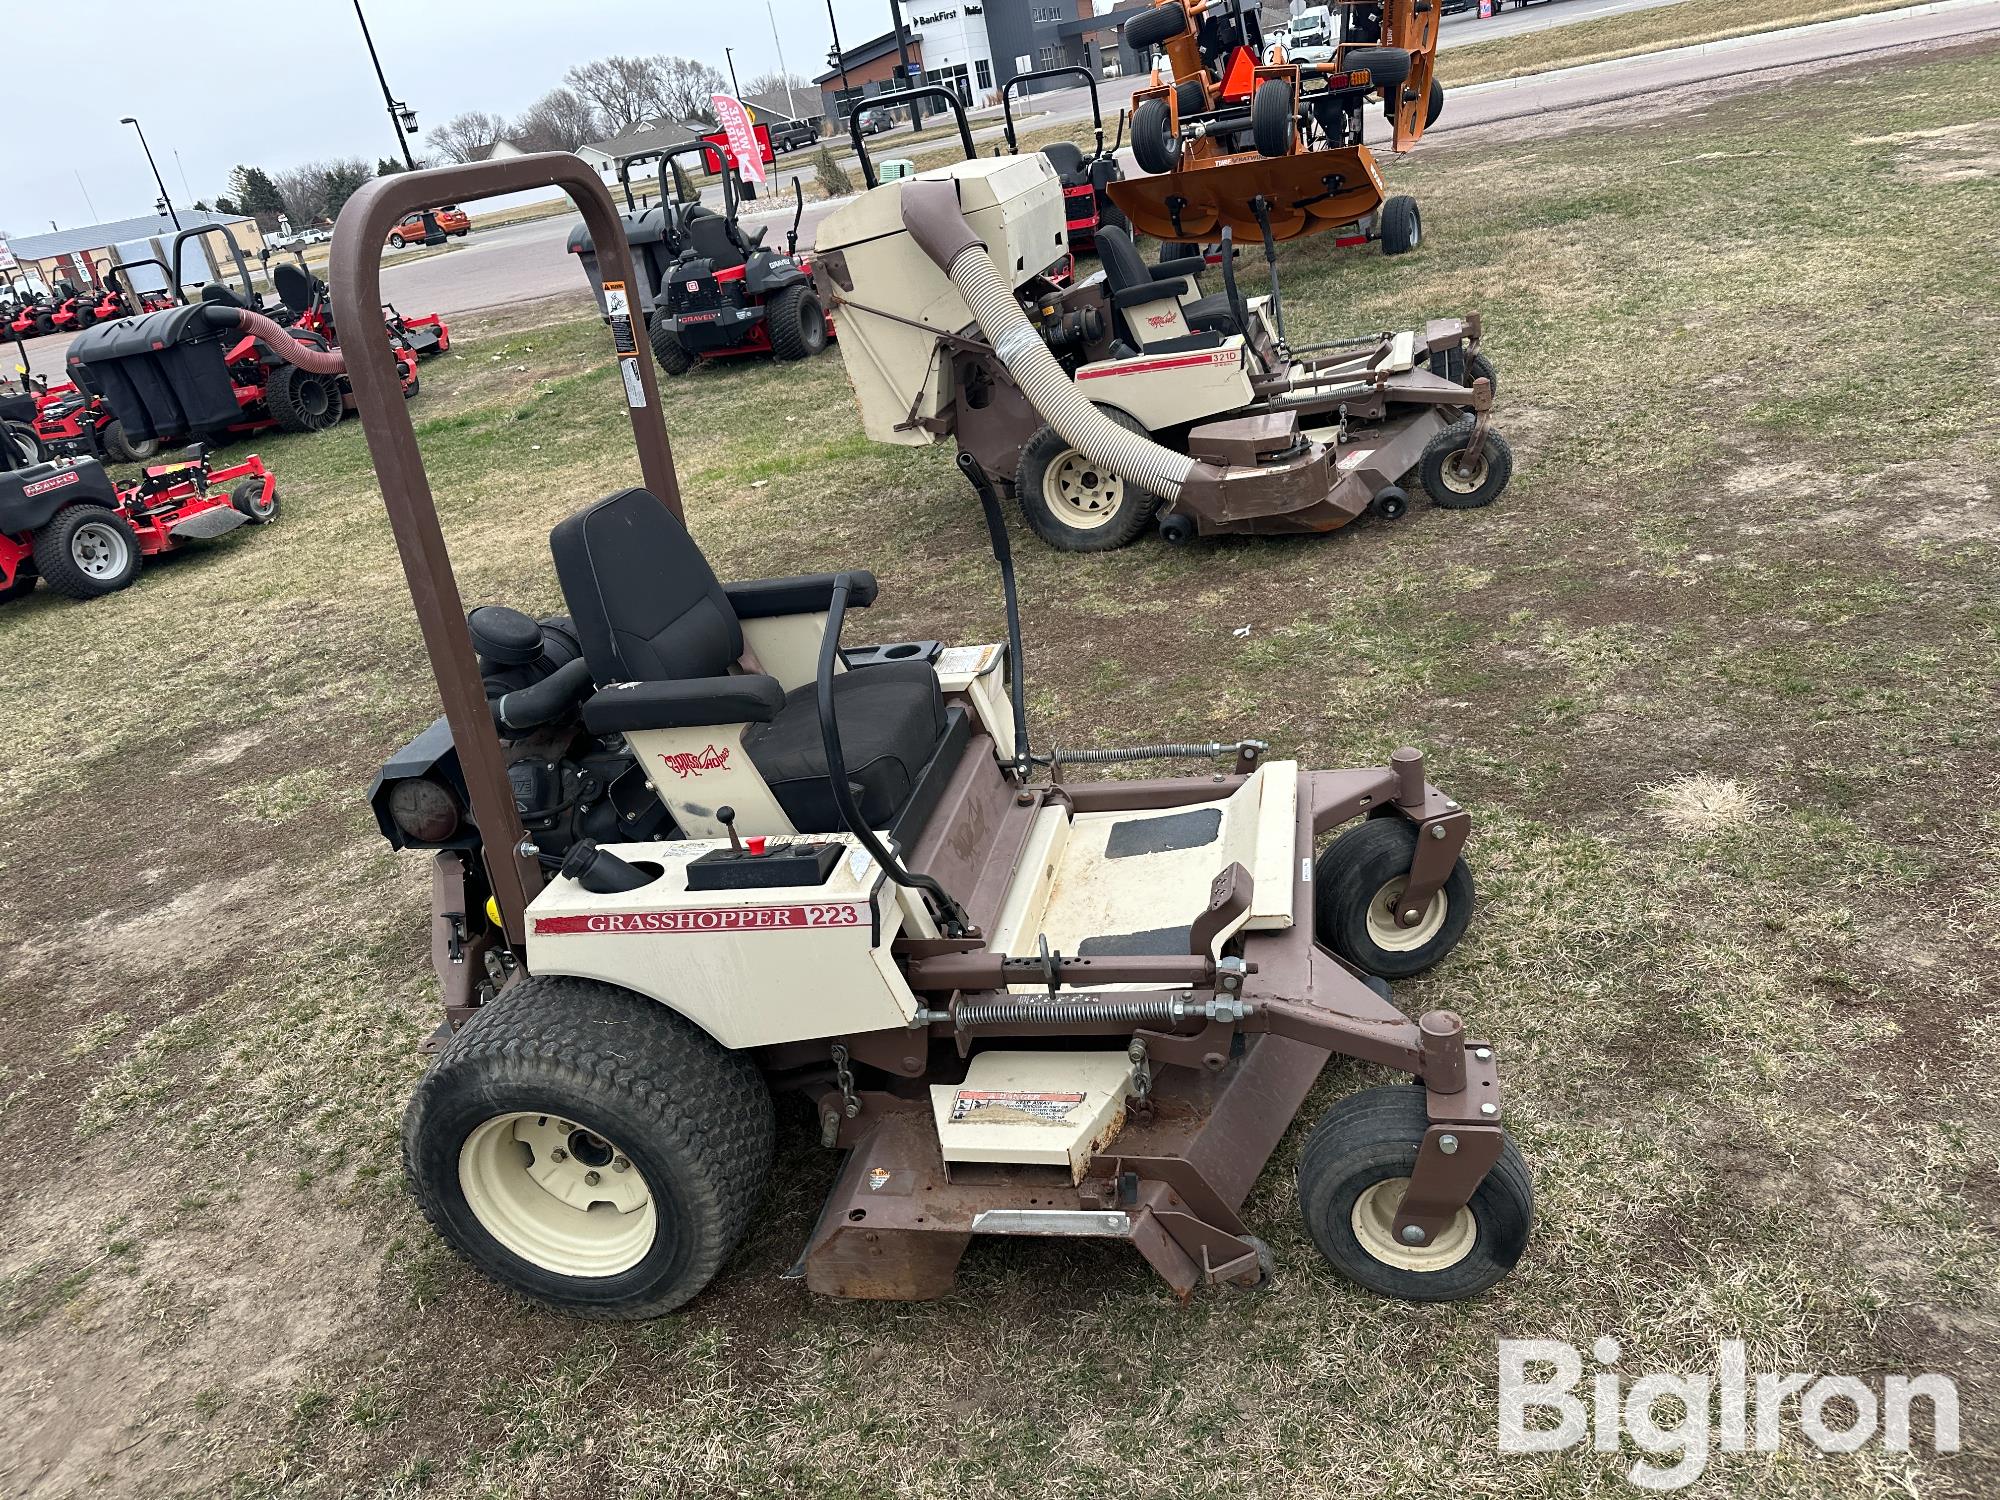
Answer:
710 94 769 186
0 236 16 272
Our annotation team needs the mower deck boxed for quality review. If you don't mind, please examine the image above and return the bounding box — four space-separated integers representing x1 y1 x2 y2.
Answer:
1106 144 1385 243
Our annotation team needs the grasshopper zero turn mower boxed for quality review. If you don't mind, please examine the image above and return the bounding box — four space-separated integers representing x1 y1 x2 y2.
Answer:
331 154 1530 1318
568 141 831 376
1112 0 1441 252
818 95 1509 550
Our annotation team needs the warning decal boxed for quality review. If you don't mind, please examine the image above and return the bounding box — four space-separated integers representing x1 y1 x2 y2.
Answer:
1336 448 1376 472
950 1090 1086 1125
619 356 647 409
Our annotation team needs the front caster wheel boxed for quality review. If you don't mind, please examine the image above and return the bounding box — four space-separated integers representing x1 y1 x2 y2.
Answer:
1298 1085 1532 1301
1314 815 1473 978
1420 417 1513 510
402 976 775 1319
231 478 280 523
1379 194 1421 255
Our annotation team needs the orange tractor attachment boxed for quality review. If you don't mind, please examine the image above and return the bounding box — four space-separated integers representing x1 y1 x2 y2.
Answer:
1106 0 1443 252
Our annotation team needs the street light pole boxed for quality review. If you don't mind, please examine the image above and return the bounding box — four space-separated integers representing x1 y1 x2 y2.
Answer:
119 117 180 231
827 0 852 117
352 0 418 171
767 1 798 119
889 0 924 131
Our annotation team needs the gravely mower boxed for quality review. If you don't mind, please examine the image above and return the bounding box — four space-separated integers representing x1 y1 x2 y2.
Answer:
997 67 1128 254
818 96 1508 550
0 396 279 604
568 141 831 376
66 224 417 444
331 154 1531 1318
1111 0 1442 253
263 247 451 367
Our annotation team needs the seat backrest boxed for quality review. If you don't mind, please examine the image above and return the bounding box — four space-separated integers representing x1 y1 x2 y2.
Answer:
1095 226 1149 297
1040 141 1087 181
273 262 316 314
684 209 745 269
550 489 743 684
200 282 247 310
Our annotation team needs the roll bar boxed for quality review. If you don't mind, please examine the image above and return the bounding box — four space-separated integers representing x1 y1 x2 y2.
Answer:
1001 65 1104 156
169 222 257 303
617 140 730 212
329 153 683 947
850 85 975 190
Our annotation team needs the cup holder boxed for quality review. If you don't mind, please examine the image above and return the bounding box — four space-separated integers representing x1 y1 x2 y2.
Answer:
884 643 922 659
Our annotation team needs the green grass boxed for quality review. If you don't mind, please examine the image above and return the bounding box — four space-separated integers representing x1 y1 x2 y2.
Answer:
0 37 1996 1500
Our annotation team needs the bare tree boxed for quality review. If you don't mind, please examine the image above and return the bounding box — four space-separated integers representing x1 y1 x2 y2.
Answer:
510 88 602 153
563 55 671 133
657 55 728 125
271 157 374 224
426 110 509 165
743 70 812 101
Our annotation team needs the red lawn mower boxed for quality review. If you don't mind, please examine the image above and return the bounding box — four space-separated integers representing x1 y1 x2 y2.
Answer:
67 225 417 445
0 390 279 604
264 248 450 366
569 141 832 376
998 67 1129 254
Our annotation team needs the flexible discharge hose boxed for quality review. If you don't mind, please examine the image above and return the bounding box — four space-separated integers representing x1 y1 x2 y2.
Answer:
899 179 1216 504
199 304 349 376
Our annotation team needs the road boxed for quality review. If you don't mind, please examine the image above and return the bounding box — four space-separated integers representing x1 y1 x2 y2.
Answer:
10 1 1996 390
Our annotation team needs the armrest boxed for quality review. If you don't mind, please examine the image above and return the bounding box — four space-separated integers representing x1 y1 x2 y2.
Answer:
1112 277 1190 310
582 674 785 733
1151 255 1206 281
724 571 878 619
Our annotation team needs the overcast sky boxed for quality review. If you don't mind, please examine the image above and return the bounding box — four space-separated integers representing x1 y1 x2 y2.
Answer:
1 0 890 234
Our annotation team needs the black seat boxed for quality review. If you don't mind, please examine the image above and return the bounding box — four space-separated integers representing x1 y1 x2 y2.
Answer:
551 489 947 834
1040 140 1088 185
683 208 747 270
1095 226 1239 340
199 282 248 310
272 262 317 314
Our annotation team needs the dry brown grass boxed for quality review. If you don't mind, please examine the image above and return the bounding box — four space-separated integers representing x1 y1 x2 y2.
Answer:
1439 0 1935 88
1 34 1996 1500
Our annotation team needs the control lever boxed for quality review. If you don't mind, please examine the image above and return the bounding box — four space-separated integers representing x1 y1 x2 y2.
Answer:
718 805 744 853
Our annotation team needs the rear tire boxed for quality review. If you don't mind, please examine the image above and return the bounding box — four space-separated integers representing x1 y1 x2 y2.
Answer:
402 976 775 1320
1124 0 1189 52
265 365 344 433
1345 46 1414 94
1420 418 1512 510
1251 79 1297 158
1379 194 1421 255
101 418 159 465
32 505 142 600
1426 78 1445 129
766 285 827 361
649 316 696 376
1016 409 1162 552
3 421 43 467
1131 97 1181 176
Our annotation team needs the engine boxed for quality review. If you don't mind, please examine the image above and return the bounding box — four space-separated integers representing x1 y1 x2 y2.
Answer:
368 605 674 864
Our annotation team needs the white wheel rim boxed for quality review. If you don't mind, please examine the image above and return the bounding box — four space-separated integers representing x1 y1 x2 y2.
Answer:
1351 1178 1476 1272
1439 452 1487 494
1044 448 1124 529
459 1112 657 1277
1363 874 1447 952
71 521 130 578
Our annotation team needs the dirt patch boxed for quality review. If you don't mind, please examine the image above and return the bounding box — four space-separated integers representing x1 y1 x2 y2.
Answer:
1862 114 2000 182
